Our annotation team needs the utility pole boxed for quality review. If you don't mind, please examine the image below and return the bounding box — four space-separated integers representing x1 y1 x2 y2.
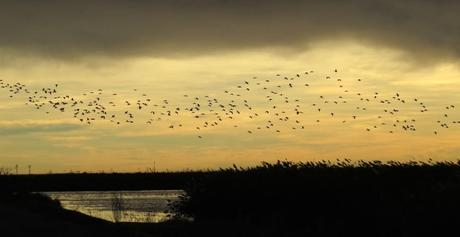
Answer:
28 165 31 175
15 164 18 175
153 160 156 173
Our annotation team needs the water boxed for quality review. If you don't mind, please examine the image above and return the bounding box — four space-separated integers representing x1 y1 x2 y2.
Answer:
44 190 184 223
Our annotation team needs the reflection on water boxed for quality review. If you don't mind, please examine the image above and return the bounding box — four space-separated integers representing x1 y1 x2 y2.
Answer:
44 190 184 223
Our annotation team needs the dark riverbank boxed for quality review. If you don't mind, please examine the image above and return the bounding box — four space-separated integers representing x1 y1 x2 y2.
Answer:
0 192 273 237
0 192 150 237
0 172 199 192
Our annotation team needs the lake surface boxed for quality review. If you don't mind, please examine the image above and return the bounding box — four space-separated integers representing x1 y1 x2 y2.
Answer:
44 190 184 223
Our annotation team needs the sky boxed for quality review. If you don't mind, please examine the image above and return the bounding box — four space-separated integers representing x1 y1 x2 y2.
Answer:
0 0 460 173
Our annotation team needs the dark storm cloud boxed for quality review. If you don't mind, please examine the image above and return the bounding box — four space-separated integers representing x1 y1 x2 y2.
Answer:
0 0 459 61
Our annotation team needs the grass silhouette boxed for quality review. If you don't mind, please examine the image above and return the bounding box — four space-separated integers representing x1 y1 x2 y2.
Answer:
2 160 460 236
170 160 460 236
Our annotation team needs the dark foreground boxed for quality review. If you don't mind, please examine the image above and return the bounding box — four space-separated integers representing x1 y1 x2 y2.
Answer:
2 160 460 236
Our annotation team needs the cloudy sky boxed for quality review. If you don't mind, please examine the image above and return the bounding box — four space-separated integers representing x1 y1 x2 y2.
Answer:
1 0 460 173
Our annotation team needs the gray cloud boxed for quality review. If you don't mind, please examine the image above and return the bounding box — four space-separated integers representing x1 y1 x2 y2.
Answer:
0 0 459 61
0 123 83 136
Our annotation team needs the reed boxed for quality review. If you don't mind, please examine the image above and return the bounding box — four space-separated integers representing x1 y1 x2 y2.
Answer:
110 192 124 223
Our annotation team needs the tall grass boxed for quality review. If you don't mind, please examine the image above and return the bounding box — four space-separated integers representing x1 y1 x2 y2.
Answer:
0 167 12 175
170 160 460 236
110 192 124 223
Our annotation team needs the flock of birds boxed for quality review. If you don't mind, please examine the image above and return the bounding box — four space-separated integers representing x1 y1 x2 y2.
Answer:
1 69 459 139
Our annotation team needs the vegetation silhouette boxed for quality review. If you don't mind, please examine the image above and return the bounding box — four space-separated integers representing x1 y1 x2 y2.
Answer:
171 160 460 236
2 160 460 236
0 172 198 193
